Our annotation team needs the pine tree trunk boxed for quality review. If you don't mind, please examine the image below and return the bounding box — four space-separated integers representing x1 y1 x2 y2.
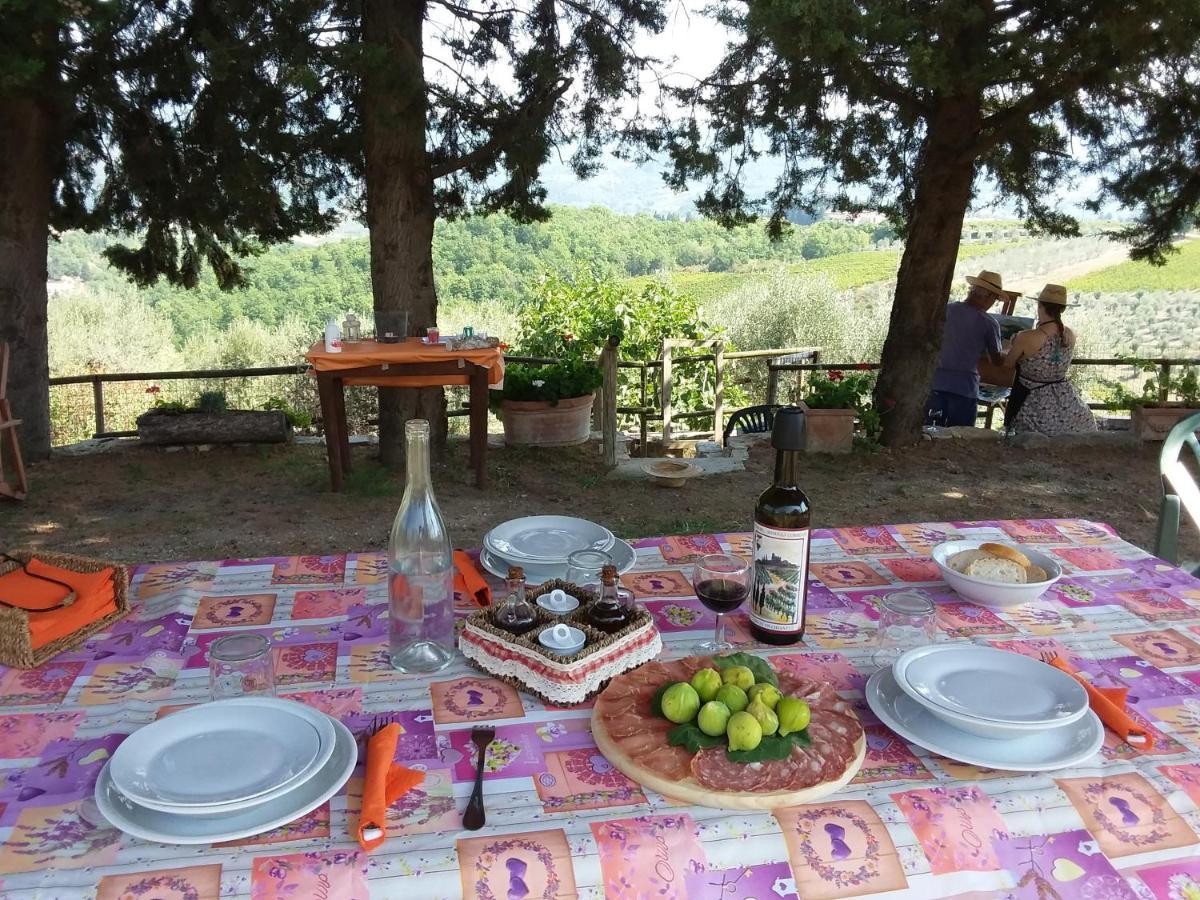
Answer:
0 92 54 462
875 99 981 447
361 0 445 469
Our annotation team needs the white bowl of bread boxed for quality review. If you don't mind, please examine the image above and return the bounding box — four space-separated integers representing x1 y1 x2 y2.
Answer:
931 541 1061 608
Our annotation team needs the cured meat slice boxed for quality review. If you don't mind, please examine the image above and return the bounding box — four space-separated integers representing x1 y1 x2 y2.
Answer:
691 747 773 791
751 757 803 792
603 713 671 740
640 744 695 781
615 727 673 759
822 709 865 743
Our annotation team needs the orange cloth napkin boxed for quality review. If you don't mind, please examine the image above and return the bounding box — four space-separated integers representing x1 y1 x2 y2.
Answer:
453 550 491 607
357 723 425 852
0 560 113 611
0 560 117 650
1049 656 1153 750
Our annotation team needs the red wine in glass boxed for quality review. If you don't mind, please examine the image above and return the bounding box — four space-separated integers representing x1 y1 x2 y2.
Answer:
695 578 750 614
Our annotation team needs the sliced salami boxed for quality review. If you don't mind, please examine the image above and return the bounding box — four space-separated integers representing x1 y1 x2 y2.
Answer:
691 747 773 791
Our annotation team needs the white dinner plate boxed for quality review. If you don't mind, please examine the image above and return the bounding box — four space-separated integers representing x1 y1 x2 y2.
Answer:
894 644 1088 727
96 717 356 845
866 668 1104 772
480 538 636 582
484 516 614 562
110 697 336 809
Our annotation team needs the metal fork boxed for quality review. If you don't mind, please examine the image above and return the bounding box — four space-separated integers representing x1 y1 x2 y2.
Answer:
359 714 398 748
462 725 495 831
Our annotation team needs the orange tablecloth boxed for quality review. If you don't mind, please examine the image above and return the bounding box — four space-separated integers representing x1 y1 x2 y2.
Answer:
305 339 505 388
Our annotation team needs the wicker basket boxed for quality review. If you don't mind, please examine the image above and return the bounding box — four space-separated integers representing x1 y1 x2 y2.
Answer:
459 580 662 705
0 550 130 669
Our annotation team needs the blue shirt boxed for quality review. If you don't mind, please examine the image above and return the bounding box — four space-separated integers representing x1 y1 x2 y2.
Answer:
932 301 1001 399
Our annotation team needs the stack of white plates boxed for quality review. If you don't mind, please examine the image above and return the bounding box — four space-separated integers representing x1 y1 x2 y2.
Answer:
866 644 1104 771
95 697 355 844
480 515 636 582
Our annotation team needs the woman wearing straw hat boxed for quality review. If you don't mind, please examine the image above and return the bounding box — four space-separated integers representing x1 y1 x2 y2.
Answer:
1002 284 1096 435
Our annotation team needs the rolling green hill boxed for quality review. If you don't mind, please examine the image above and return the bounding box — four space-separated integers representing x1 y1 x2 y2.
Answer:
1068 238 1200 292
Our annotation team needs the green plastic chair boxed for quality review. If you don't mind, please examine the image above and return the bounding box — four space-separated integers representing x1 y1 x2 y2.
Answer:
1155 410 1200 574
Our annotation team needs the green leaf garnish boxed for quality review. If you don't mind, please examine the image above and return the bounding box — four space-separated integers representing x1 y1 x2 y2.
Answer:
650 682 672 718
725 729 811 763
667 722 724 752
713 652 779 687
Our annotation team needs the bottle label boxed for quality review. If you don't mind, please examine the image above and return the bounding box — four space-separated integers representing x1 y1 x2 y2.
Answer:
750 522 810 633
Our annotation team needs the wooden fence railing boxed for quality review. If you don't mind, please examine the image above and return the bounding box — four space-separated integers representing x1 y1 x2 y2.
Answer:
47 352 1200 450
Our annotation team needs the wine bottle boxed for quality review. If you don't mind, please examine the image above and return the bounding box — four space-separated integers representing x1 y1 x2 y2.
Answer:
388 419 455 672
750 407 811 645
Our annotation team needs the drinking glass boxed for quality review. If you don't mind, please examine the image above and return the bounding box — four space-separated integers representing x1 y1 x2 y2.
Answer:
871 590 938 670
564 549 612 592
208 633 276 700
692 553 751 653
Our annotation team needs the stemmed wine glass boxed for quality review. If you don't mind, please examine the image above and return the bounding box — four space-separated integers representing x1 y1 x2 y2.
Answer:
691 553 751 653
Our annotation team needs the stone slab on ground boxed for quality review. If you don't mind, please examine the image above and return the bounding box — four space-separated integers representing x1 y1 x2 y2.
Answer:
608 455 746 480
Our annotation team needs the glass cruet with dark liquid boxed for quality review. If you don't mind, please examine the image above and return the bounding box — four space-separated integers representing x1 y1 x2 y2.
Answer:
582 564 633 634
492 566 538 636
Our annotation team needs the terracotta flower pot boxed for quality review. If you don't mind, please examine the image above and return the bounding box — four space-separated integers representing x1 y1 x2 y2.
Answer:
1131 404 1200 441
501 395 594 447
801 406 857 453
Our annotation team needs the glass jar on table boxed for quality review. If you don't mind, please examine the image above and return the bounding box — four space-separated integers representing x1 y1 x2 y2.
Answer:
871 589 939 670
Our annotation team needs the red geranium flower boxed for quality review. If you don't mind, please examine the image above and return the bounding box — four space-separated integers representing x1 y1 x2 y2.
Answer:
145 385 161 394
828 370 844 382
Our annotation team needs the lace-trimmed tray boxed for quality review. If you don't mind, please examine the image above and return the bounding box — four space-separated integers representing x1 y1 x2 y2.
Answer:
459 580 662 705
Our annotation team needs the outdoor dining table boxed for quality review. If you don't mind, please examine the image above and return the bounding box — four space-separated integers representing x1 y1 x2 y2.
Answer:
1 518 1199 898
305 338 505 490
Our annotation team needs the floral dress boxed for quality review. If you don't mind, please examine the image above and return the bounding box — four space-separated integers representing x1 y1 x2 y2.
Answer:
1009 331 1096 435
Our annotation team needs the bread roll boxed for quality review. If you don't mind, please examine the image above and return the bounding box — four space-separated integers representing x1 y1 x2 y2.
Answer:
979 542 1031 568
1024 564 1049 583
948 549 990 573
966 556 1027 584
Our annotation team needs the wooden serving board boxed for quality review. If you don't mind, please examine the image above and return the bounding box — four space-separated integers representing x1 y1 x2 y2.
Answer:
592 714 866 812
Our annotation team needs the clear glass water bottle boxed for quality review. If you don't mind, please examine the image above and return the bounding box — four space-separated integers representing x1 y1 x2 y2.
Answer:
388 419 454 673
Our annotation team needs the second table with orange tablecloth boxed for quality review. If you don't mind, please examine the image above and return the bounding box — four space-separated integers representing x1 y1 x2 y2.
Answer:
305 339 505 489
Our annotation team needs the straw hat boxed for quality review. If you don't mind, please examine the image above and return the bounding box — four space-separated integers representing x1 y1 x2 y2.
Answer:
1032 283 1069 307
965 270 1007 297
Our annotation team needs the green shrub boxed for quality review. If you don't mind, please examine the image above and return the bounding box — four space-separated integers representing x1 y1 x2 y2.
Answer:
501 358 604 404
195 390 229 413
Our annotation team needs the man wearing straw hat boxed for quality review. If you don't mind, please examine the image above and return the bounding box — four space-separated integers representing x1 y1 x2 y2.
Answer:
925 270 1011 427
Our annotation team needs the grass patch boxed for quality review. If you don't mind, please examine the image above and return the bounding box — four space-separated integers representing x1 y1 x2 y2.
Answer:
341 462 400 497
1069 239 1200 292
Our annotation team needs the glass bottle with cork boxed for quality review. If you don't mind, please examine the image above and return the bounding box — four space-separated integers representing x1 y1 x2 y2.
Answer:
492 566 538 636
749 406 811 644
582 564 633 634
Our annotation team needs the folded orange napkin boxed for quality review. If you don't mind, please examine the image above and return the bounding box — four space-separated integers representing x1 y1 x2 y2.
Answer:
453 550 491 607
357 723 425 852
28 588 116 649
0 560 113 611
1049 656 1153 750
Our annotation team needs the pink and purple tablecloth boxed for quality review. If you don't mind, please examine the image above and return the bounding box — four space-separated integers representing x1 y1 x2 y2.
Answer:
1 519 1199 898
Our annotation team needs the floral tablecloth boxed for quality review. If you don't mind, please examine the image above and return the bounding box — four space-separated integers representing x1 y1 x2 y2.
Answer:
2 519 1200 899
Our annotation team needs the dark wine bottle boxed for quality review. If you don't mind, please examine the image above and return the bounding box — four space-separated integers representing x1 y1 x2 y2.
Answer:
750 407 811 645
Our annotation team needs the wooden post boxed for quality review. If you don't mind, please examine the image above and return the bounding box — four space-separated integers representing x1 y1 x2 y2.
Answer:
767 363 780 406
639 365 648 457
91 377 105 437
661 342 674 441
713 341 725 446
1159 362 1171 403
601 337 619 468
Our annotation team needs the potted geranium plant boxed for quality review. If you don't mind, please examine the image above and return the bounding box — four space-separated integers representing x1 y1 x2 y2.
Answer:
799 369 877 453
498 356 603 446
1112 363 1200 441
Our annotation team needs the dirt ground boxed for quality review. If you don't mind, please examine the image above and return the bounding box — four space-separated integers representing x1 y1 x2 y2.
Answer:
3 437 1196 567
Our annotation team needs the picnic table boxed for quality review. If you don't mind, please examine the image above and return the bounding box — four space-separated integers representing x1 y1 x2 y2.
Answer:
2 519 1199 898
305 338 505 490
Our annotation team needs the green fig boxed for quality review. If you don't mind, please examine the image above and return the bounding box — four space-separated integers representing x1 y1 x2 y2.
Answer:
726 711 763 751
747 698 779 736
715 683 749 714
690 667 723 703
697 700 732 736
720 665 755 690
746 683 782 710
660 682 701 724
776 696 812 736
